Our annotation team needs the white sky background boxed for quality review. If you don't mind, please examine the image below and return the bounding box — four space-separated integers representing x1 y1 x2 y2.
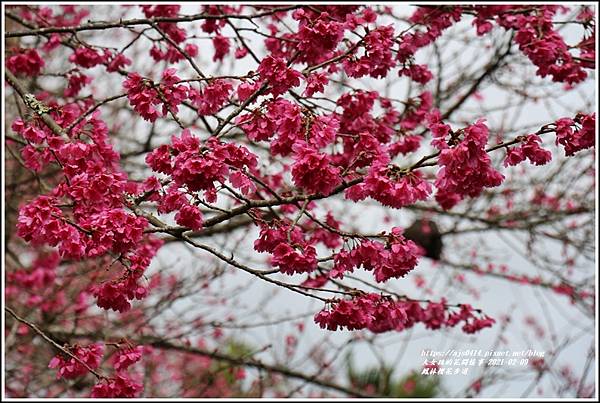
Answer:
7 3 597 398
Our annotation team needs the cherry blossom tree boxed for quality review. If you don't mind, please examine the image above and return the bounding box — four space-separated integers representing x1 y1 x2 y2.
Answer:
3 3 596 398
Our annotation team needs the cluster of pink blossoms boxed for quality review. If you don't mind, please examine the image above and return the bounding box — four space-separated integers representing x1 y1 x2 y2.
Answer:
190 79 233 116
16 181 146 261
5 251 66 312
48 343 104 379
145 129 258 205
96 344 145 397
198 5 243 61
432 119 504 209
344 25 396 79
6 7 597 398
257 56 303 97
291 9 345 65
239 103 344 196
123 68 188 122
112 346 144 372
15 112 146 255
6 48 45 77
504 134 552 167
554 113 595 156
67 46 132 74
254 221 318 275
346 156 432 209
264 6 358 63
92 236 163 313
14 107 162 313
303 72 329 97
8 251 59 291
330 227 421 282
142 5 199 64
64 71 92 97
397 7 462 84
236 106 279 143
68 47 110 69
236 98 305 154
473 5 592 84
291 143 342 196
91 374 143 398
504 113 595 167
315 293 495 334
48 343 144 397
336 90 393 143
17 195 83 258
397 92 434 133
16 5 89 31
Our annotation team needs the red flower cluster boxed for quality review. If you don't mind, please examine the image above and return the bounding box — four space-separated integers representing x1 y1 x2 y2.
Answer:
91 374 143 398
292 9 345 65
64 71 92 97
315 293 406 332
212 35 231 61
146 129 258 202
398 91 433 132
83 209 148 257
107 53 132 72
191 79 233 116
344 25 396 79
123 68 188 122
434 119 504 209
254 221 318 275
346 156 432 209
6 48 45 77
92 237 163 313
200 5 236 35
257 56 302 97
554 113 595 156
174 203 203 231
236 80 261 102
150 42 198 64
17 195 86 259
482 6 590 84
303 72 329 97
8 251 59 291
92 270 147 313
399 64 433 84
11 119 47 144
271 243 318 275
397 7 462 83
291 143 342 196
331 227 420 282
69 47 109 69
315 293 495 334
141 5 187 44
113 346 144 372
336 90 398 147
15 109 159 314
303 114 338 149
48 343 104 379
238 98 317 157
504 134 552 167
237 108 278 143
18 5 89 32
270 100 306 156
